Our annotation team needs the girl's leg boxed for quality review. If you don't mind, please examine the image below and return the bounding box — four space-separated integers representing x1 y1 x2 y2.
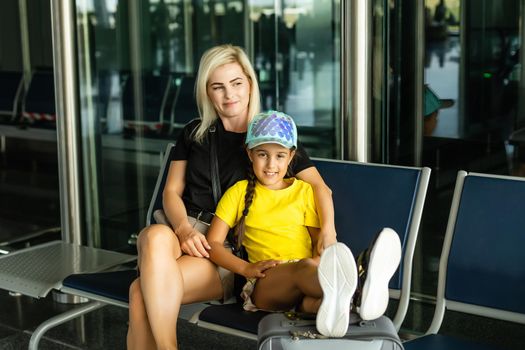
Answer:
250 258 323 312
299 296 322 314
132 224 224 349
252 245 357 338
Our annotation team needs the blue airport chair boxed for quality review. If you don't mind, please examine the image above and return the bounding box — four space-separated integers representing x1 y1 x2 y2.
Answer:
194 159 430 339
121 72 173 136
168 75 199 134
22 70 56 128
145 142 177 226
404 171 525 350
313 159 430 330
0 71 24 123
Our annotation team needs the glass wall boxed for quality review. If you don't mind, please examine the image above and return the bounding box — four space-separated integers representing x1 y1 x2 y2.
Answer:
75 0 342 250
0 0 60 246
419 0 525 296
371 0 525 306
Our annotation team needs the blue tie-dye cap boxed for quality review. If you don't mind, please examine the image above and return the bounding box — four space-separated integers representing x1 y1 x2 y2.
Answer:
246 110 298 150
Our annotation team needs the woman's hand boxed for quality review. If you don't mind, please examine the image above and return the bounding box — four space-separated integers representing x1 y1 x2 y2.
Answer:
241 260 281 278
176 224 211 258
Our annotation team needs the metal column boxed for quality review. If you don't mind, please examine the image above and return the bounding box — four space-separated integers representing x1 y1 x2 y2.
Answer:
50 0 83 245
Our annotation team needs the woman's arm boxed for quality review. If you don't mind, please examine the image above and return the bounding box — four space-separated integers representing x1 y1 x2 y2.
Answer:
307 226 321 258
207 217 280 278
296 167 337 253
163 160 211 258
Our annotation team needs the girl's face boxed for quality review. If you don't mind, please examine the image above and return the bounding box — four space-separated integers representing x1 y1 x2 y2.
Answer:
248 143 295 190
207 62 251 122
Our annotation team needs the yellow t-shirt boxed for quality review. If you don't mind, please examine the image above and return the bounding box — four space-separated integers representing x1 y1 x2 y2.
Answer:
215 178 320 263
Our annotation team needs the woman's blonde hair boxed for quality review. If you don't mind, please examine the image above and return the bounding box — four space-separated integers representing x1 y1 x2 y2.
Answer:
193 44 261 142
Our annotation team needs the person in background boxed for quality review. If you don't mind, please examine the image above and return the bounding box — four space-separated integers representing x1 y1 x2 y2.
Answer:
424 85 454 136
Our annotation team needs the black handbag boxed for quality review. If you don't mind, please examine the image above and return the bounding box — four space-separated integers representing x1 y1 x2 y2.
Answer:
208 123 221 207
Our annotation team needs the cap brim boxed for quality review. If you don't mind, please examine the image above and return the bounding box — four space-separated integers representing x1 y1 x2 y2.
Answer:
440 99 454 109
247 140 290 149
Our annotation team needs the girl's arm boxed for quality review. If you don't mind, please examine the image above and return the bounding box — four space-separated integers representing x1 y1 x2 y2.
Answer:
296 167 337 253
163 160 211 258
207 216 280 278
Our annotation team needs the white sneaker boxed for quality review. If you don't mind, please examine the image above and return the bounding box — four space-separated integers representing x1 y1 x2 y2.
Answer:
316 242 358 337
356 227 402 321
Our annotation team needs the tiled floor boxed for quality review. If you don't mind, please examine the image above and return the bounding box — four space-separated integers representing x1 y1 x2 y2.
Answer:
1 288 524 350
0 289 257 350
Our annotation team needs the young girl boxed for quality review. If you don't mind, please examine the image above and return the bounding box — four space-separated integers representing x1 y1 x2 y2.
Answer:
207 110 401 337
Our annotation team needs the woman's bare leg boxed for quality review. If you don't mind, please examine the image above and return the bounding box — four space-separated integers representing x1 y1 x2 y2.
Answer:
127 278 156 350
251 258 322 311
129 224 224 350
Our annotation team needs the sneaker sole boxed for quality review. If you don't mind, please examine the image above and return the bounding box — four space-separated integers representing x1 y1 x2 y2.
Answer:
358 228 402 321
316 243 358 337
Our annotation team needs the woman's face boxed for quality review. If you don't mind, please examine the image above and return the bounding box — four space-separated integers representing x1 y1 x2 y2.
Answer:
207 62 251 122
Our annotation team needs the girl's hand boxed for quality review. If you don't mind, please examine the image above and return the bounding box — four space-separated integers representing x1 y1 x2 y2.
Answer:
177 224 211 258
242 260 281 278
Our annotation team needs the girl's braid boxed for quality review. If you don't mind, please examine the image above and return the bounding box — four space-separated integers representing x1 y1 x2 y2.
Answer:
234 166 256 251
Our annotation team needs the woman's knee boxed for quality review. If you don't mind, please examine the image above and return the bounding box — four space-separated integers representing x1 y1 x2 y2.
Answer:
137 224 178 253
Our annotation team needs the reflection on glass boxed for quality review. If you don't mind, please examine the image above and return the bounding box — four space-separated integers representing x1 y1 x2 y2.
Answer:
424 0 523 182
76 0 341 250
413 0 525 300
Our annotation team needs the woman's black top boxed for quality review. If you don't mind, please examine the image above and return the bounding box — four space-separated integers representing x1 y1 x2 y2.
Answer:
173 118 314 214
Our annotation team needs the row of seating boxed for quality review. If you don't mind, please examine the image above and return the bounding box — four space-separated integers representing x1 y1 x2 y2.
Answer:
0 70 199 136
404 171 525 349
119 72 198 136
1 143 524 349
0 143 429 348
0 70 337 160
0 70 56 128
0 70 335 148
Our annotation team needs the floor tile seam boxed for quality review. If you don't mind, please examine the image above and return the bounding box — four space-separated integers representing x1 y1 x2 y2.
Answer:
21 329 86 350
0 323 22 334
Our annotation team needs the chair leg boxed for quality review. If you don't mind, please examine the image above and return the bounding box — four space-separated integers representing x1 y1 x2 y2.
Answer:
28 300 105 350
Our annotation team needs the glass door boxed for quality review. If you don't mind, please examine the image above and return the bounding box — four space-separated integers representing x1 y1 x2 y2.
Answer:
372 0 525 313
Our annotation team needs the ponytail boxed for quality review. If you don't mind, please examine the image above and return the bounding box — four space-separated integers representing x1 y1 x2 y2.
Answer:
233 166 256 251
